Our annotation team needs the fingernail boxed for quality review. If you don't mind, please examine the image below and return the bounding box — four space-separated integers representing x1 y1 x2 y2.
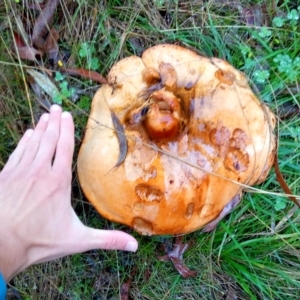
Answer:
50 104 62 112
125 241 138 252
41 113 49 122
61 111 72 119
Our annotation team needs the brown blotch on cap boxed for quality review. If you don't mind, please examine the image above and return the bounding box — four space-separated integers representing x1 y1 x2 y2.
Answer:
210 126 230 146
224 149 250 174
159 62 177 89
215 69 235 85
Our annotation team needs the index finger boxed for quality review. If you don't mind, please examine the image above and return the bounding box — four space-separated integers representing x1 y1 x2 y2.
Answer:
52 111 74 172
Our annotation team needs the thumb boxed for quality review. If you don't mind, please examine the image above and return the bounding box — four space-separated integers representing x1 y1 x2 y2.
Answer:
73 226 138 253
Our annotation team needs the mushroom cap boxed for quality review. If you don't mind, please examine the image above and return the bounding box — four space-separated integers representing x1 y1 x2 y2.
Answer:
77 44 276 235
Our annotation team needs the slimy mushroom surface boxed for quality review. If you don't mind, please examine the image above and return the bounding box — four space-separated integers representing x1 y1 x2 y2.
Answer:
77 44 276 235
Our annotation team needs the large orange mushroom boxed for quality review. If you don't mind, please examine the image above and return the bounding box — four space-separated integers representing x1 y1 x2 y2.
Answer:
77 44 276 236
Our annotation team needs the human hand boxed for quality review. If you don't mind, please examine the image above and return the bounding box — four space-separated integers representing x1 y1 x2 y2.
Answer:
0 105 138 282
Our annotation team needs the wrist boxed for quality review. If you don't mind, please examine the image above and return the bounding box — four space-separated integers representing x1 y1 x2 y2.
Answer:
0 272 7 300
0 255 28 282
0 233 29 282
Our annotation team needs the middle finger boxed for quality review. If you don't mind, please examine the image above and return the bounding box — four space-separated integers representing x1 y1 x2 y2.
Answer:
33 105 63 167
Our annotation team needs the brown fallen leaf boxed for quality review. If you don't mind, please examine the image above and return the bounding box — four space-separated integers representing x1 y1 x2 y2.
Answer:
13 32 42 61
158 236 197 279
16 47 42 61
13 31 25 48
144 268 152 282
62 68 108 84
120 268 136 300
42 27 59 60
242 4 269 27
32 0 60 48
120 281 131 300
110 109 128 169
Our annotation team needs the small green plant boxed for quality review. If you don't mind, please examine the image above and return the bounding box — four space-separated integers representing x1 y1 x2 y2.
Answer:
239 44 252 56
287 9 299 23
274 197 287 211
253 70 270 83
53 71 76 104
78 42 100 70
272 16 285 27
258 27 272 38
248 7 300 85
273 54 300 82
272 7 300 28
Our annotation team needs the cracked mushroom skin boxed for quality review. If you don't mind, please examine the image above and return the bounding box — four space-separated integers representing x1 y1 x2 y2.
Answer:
77 44 276 236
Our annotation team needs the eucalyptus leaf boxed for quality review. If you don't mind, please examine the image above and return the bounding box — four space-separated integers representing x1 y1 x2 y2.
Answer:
27 69 60 102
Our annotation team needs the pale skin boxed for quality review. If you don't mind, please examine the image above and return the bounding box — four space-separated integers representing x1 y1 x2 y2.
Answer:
0 105 138 282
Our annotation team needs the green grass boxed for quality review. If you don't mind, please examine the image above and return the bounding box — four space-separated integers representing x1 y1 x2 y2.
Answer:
1 0 300 299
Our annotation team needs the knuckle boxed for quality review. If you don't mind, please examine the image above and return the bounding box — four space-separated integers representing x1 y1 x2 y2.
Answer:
53 170 71 188
44 130 58 144
58 140 72 153
104 236 119 250
28 168 46 182
26 140 40 153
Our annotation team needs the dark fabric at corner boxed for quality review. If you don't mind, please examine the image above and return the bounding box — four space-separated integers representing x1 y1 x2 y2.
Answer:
0 272 6 300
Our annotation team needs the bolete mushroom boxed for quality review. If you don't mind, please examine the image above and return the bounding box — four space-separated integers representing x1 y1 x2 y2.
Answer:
77 44 276 235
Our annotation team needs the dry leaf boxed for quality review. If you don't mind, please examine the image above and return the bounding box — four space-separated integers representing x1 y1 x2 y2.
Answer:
120 268 136 300
120 281 131 300
15 15 30 45
242 4 268 26
28 76 51 110
13 31 25 48
13 32 42 61
110 110 128 169
27 69 59 99
62 68 108 84
158 236 197 278
16 47 42 61
32 0 59 48
42 27 59 60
